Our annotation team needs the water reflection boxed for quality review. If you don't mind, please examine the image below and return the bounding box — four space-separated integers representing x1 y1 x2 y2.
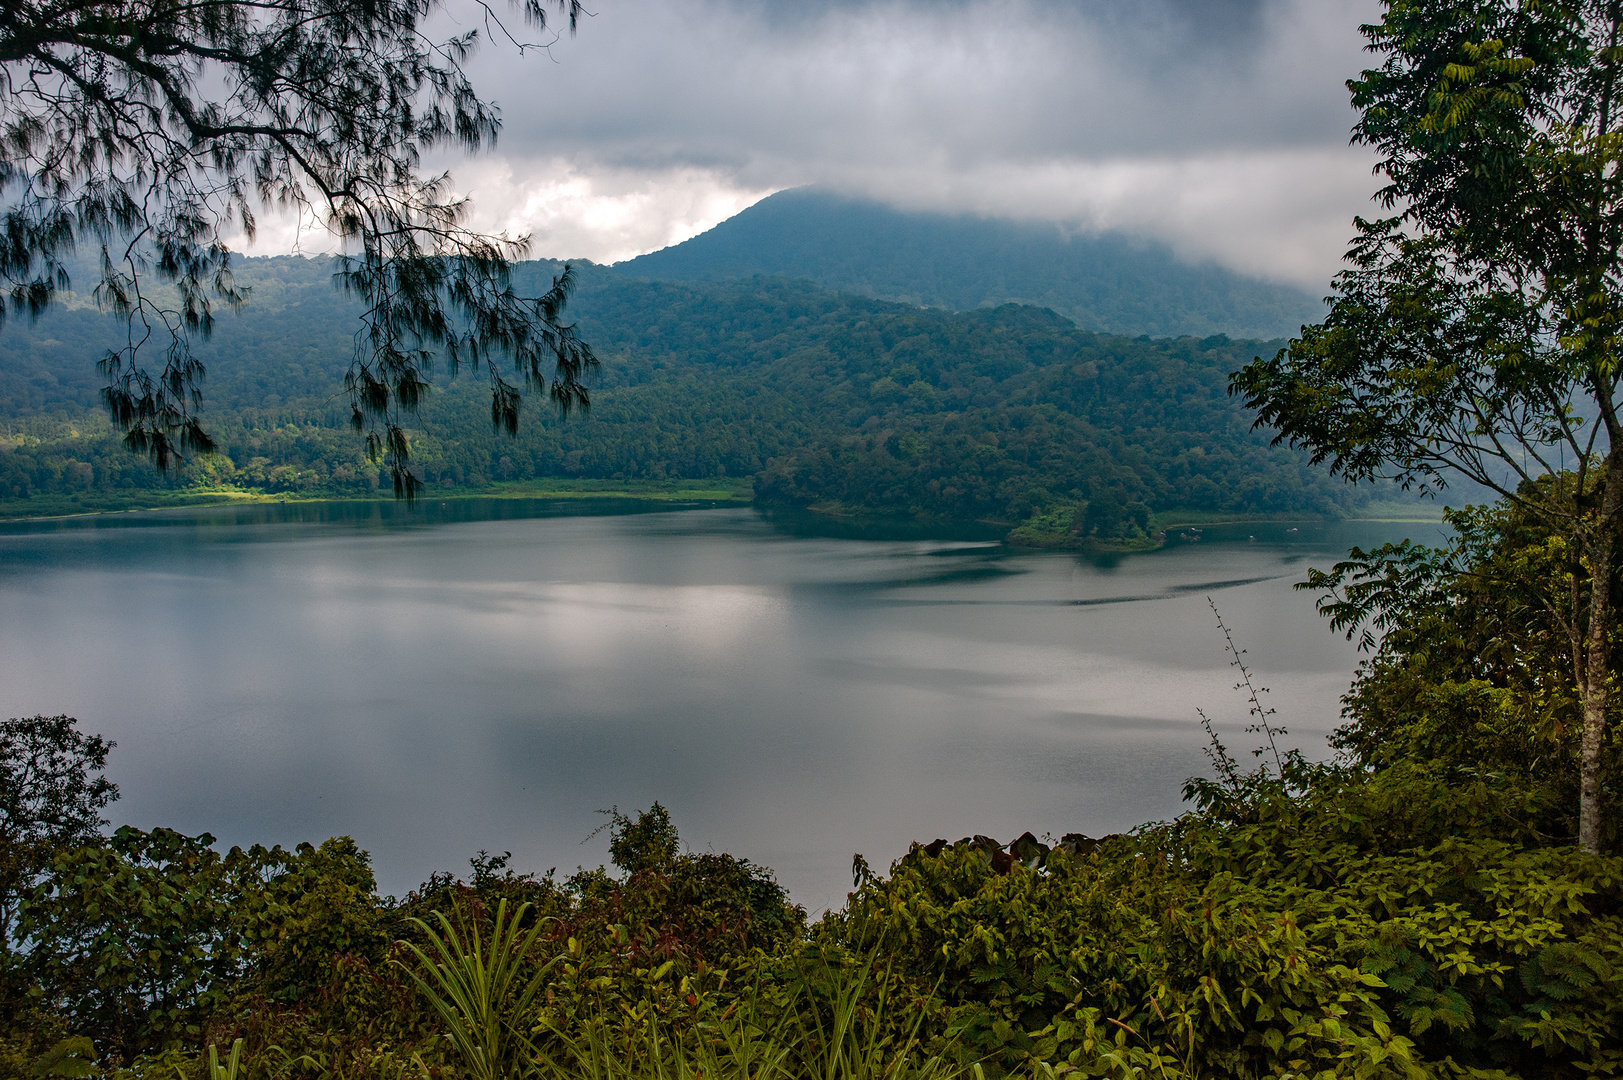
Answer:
0 502 1446 912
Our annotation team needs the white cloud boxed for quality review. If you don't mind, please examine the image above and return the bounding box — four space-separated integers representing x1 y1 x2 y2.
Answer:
815 146 1378 287
450 159 778 265
227 160 775 266
241 0 1386 289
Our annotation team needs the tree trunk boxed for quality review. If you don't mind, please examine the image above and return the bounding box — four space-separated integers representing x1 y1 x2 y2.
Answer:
1581 574 1610 852
1579 455 1623 853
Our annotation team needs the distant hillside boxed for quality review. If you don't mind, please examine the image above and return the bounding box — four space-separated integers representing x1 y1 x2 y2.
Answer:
615 189 1324 339
0 257 1362 532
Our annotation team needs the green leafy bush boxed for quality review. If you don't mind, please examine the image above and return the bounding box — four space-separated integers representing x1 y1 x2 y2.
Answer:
7 771 1623 1078
827 765 1623 1079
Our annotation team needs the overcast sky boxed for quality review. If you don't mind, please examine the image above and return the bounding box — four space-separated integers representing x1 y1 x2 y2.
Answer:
255 0 1385 290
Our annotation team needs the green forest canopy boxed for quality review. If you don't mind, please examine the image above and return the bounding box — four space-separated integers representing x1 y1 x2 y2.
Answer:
0 257 1373 532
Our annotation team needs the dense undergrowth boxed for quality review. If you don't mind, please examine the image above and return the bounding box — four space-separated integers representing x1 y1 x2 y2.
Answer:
5 762 1619 1080
3 490 1622 1079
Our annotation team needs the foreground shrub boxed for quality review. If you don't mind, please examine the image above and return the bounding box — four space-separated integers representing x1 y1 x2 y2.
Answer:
8 738 1623 1078
829 765 1623 1079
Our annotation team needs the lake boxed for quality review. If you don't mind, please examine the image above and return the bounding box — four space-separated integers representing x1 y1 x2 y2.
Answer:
0 500 1444 912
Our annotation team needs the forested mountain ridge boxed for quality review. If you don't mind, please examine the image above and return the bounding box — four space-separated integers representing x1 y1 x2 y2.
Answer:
615 188 1325 339
0 256 1365 534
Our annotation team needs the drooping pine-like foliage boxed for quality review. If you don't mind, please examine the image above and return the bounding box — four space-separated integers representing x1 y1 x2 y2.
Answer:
0 0 597 494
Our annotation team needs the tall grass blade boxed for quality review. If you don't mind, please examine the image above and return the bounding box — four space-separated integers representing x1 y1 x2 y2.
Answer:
399 898 556 1080
791 951 962 1080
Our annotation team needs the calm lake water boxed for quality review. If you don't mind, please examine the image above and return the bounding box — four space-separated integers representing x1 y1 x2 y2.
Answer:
0 500 1444 911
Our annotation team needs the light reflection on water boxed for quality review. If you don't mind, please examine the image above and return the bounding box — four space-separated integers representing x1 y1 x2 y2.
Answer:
0 502 1446 912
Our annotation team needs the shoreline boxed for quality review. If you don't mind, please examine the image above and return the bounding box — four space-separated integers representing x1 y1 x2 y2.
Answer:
0 480 755 523
0 484 1447 546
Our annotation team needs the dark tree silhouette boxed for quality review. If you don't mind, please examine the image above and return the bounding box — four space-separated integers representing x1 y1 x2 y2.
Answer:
0 715 117 947
1234 0 1623 850
0 0 597 495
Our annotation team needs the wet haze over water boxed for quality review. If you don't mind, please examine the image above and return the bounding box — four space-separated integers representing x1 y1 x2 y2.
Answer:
0 502 1443 912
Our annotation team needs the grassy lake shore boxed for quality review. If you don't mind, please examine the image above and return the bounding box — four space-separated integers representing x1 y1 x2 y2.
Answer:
0 478 755 522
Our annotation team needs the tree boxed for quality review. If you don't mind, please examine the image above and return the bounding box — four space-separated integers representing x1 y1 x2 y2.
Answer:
1305 497 1616 842
0 715 117 948
598 803 680 877
20 827 234 1058
0 0 597 496
1233 0 1623 851
19 828 385 1062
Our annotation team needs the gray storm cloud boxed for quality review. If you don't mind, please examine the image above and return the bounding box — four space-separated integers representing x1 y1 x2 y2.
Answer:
487 0 1365 165
249 0 1386 289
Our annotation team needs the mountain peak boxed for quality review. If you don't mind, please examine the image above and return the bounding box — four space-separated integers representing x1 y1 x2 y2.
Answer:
614 188 1321 340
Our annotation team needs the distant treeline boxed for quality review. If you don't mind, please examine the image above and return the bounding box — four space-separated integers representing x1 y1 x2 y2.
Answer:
0 258 1364 531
